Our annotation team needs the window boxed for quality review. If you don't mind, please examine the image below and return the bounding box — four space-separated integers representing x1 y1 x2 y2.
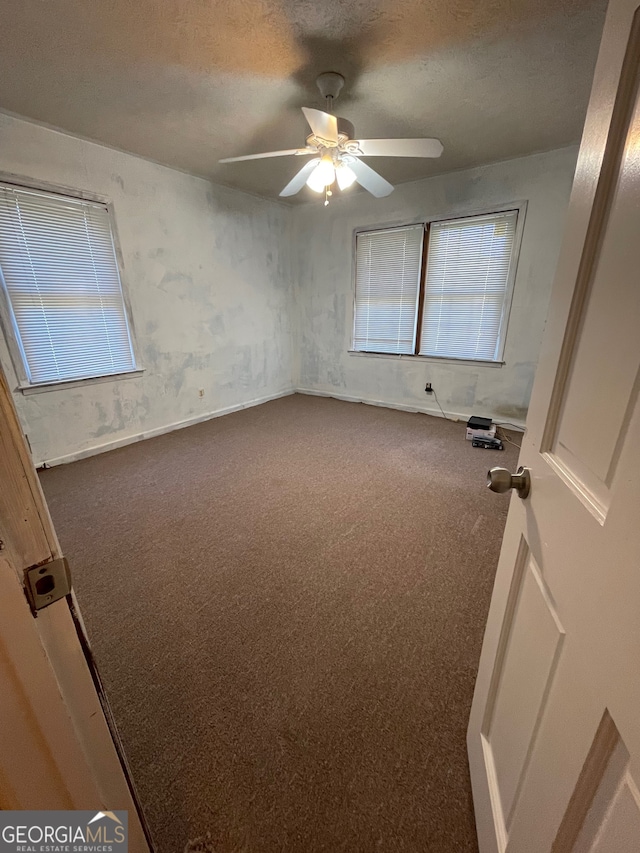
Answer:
353 225 424 355
352 209 520 362
0 184 137 387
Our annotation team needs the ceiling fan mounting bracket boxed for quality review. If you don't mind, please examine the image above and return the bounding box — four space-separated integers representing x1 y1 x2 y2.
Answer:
316 72 345 101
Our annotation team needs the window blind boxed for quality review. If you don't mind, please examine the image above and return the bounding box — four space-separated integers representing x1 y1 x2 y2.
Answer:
419 210 518 361
0 185 136 385
353 224 424 354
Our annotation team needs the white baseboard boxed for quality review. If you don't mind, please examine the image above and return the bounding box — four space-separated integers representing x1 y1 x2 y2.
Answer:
294 387 526 431
40 385 524 467
41 387 295 467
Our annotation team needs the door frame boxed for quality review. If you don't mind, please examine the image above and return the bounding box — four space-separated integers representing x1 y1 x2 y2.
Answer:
0 362 153 851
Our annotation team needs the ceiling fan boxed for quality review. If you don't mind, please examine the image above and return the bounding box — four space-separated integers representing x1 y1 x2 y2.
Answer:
219 72 444 204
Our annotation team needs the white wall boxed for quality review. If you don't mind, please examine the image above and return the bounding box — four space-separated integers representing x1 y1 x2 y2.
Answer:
292 147 578 426
0 113 294 465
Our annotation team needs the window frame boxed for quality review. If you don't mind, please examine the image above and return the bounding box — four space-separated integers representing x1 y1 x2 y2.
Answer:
0 175 143 394
349 200 527 365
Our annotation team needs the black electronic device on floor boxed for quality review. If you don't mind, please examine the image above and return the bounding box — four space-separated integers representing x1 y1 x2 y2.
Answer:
467 415 493 431
471 436 504 450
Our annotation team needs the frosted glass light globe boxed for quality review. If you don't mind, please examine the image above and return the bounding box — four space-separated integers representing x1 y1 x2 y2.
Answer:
306 155 336 192
336 164 357 190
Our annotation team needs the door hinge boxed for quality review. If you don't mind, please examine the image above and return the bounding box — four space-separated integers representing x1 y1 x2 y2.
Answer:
25 557 72 613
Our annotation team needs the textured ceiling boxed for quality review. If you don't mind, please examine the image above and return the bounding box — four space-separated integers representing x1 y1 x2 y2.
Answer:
0 0 607 203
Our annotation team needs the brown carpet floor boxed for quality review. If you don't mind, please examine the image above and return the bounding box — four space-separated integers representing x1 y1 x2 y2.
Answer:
39 394 518 853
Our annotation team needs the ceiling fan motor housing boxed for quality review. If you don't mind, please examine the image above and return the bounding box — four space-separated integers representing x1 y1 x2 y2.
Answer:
337 117 355 142
306 117 355 151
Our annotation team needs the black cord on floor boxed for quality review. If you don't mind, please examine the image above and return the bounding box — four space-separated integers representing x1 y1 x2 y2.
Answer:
428 394 524 445
495 421 525 433
432 389 451 421
496 426 522 449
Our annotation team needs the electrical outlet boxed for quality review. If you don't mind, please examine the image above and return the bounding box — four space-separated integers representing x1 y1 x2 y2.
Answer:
425 382 433 394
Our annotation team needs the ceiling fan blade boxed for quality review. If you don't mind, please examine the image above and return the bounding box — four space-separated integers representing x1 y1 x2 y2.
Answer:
302 108 338 145
355 138 444 158
347 158 394 198
279 159 321 197
219 148 312 164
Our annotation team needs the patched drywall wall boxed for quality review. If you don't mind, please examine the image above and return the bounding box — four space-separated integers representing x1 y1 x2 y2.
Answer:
292 147 578 426
0 115 577 462
0 113 294 465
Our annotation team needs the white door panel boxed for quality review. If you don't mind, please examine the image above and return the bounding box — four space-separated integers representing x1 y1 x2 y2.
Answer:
468 1 640 851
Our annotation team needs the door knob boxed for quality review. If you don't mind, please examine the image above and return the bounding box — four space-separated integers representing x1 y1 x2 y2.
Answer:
487 466 531 499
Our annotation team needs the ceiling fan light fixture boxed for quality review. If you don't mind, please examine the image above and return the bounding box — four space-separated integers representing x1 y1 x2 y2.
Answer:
336 163 357 190
306 155 335 193
219 73 443 201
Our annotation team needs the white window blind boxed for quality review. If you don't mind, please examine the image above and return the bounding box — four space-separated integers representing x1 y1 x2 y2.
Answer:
0 185 136 385
419 210 518 361
353 224 424 354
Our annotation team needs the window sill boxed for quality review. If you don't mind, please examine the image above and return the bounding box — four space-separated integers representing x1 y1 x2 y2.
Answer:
18 368 145 396
347 351 504 368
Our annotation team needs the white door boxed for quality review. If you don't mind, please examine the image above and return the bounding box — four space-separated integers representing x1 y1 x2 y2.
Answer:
468 0 640 850
0 365 151 851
